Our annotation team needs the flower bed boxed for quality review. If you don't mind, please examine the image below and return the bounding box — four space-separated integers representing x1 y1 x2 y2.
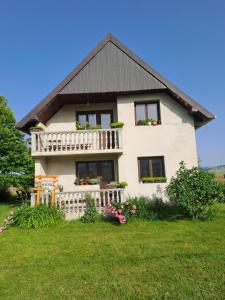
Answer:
106 201 137 224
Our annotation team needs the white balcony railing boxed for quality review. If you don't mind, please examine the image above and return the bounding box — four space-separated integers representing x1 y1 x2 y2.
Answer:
31 189 125 220
31 129 123 155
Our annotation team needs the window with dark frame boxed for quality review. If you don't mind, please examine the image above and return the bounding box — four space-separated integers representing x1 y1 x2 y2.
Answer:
77 110 113 129
138 156 165 180
76 160 115 183
135 101 160 124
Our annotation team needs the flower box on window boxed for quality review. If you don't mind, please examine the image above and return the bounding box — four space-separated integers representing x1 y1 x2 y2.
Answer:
141 177 167 183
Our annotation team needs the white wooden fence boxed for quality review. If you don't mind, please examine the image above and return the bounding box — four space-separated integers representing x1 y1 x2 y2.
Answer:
31 189 125 220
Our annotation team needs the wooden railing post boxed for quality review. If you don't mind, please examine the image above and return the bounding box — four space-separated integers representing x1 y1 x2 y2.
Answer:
51 189 55 207
34 187 43 206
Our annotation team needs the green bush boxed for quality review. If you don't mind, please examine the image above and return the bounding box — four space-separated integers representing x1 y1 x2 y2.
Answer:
13 204 63 229
217 183 225 203
124 196 154 219
166 162 221 219
125 196 183 220
81 194 100 223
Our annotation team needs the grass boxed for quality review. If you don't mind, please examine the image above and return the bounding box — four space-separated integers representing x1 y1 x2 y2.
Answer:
214 175 225 184
0 203 225 299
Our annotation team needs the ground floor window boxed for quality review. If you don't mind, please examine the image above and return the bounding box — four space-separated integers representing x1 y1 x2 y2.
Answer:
76 160 115 182
138 156 165 180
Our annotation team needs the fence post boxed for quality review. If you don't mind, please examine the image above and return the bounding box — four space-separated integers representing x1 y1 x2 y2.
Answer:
31 193 36 207
51 189 55 207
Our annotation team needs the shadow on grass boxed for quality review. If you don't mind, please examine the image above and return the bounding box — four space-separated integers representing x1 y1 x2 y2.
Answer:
0 189 25 207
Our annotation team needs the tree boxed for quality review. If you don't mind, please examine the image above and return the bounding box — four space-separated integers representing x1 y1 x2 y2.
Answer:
166 162 221 219
0 96 34 197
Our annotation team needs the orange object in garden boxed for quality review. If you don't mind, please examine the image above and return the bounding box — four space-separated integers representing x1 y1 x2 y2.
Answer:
34 175 58 206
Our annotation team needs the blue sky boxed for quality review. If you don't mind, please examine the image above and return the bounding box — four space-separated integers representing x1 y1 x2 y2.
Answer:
0 0 224 166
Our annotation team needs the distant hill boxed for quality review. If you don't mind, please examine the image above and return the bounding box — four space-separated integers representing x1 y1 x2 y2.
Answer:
202 165 225 176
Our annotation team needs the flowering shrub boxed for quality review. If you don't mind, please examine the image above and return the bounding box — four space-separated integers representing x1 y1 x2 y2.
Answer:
106 201 137 224
0 210 14 233
167 162 223 219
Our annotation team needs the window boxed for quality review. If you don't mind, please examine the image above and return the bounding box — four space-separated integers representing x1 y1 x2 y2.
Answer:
138 156 165 180
77 111 113 129
135 101 160 124
76 160 114 182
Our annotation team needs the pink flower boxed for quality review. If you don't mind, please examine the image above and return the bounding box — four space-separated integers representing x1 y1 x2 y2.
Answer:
108 207 113 213
130 209 136 215
118 214 126 224
114 210 119 217
0 227 5 233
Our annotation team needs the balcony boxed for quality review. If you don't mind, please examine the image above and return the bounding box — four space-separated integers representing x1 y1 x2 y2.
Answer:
31 128 123 156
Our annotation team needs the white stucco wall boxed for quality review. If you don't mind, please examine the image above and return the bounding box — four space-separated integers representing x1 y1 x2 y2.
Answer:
117 93 198 198
34 93 198 198
45 102 117 131
35 158 47 176
42 154 119 191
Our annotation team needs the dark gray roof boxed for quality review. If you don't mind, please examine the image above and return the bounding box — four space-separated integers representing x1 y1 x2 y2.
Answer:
59 41 166 94
17 33 215 131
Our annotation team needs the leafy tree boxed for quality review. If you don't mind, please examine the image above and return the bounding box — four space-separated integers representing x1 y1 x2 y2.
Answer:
166 162 222 219
0 96 34 197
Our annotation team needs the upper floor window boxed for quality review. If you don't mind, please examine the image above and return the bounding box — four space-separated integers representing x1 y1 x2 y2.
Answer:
135 101 161 125
138 156 165 181
77 110 113 129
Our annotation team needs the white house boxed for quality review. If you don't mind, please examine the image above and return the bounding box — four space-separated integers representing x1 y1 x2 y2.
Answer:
17 33 214 219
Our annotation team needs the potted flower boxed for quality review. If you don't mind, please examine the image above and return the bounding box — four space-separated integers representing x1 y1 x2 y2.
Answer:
147 118 152 126
76 122 85 130
87 178 100 185
58 185 63 192
79 178 85 185
111 122 125 128
117 182 128 188
137 119 148 126
29 125 44 133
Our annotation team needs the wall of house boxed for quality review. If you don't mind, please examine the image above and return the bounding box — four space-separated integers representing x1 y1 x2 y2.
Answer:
41 154 119 191
45 102 117 131
34 92 198 199
34 158 47 176
117 92 198 199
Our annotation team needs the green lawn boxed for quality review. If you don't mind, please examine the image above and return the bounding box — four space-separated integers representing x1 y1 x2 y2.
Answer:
0 203 225 299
